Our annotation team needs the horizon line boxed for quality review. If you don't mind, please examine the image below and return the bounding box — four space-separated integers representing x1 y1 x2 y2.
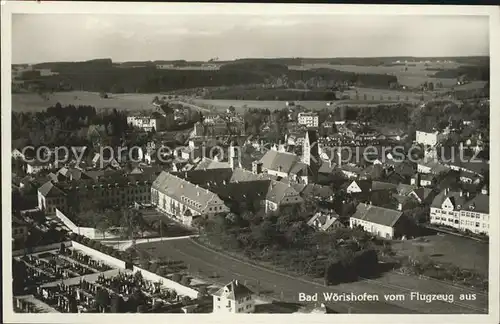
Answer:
13 55 491 66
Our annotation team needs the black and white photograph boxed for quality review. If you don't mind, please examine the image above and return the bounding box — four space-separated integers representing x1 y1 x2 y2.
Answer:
2 2 499 323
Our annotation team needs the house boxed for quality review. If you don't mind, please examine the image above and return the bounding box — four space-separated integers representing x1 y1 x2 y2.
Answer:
307 211 343 231
27 160 53 174
37 181 67 214
338 164 364 179
408 187 436 204
416 158 450 175
411 173 437 187
430 189 490 235
298 112 319 128
151 172 229 226
12 215 29 248
38 170 154 215
415 129 447 147
212 280 255 313
458 170 482 184
350 203 407 239
12 148 26 160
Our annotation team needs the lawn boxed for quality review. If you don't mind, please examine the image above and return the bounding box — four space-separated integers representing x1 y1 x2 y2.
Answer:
12 91 164 112
391 234 489 276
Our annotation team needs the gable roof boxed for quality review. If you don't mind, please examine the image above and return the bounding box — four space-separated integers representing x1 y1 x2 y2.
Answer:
351 203 403 227
152 171 227 213
259 150 302 174
194 158 231 170
307 211 340 231
372 181 397 192
38 181 65 197
396 183 418 196
212 280 253 300
410 187 434 202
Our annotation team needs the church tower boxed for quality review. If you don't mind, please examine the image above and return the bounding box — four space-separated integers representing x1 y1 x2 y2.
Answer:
229 141 241 170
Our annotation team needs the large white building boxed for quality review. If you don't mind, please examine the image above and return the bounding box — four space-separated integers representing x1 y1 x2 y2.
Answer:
298 112 319 128
350 203 406 239
430 188 490 235
415 130 447 147
212 280 255 313
127 115 164 132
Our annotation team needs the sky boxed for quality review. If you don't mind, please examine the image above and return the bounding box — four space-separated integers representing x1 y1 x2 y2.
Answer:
12 14 490 64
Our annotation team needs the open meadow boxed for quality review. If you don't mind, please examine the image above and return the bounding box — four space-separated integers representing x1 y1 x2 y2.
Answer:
12 91 162 112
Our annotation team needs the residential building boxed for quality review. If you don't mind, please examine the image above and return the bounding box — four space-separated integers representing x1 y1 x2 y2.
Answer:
350 203 407 239
151 172 229 226
127 115 166 132
430 189 489 235
415 130 447 147
12 148 26 160
152 163 303 222
27 160 53 174
212 280 255 313
37 169 156 215
307 211 343 231
298 112 319 128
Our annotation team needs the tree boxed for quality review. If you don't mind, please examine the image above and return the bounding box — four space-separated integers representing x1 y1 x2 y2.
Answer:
95 288 110 312
110 294 125 313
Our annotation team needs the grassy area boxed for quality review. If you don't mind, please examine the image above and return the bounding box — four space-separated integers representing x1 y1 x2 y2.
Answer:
12 91 164 112
391 234 488 276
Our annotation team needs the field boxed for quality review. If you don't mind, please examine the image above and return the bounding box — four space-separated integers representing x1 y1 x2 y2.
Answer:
289 62 468 88
391 234 489 276
191 98 405 113
12 91 162 112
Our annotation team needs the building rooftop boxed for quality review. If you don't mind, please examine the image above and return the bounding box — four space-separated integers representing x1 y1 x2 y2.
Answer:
351 203 403 227
431 190 489 214
212 280 253 300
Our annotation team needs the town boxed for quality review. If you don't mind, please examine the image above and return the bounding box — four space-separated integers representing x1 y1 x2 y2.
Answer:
8 11 491 316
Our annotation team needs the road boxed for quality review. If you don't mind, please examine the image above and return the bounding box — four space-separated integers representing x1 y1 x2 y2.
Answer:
135 238 488 314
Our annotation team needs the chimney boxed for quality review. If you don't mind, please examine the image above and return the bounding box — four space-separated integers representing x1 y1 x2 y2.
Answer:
397 203 402 211
234 280 239 286
459 190 463 197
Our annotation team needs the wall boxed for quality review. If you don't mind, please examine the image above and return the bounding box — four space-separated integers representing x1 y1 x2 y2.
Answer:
55 209 117 239
55 208 78 232
132 265 199 299
12 241 72 257
71 241 126 269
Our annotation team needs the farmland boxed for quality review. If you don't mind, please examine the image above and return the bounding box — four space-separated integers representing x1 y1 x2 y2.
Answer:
288 61 474 88
12 91 161 112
